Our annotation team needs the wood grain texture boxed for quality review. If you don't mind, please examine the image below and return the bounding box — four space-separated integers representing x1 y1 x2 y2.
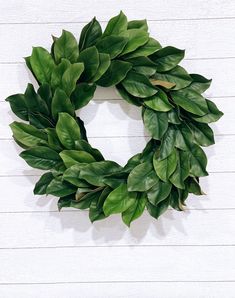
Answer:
0 1 234 296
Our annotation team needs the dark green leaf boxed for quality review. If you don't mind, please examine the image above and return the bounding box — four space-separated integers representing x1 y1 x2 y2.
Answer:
34 172 54 195
158 125 176 159
127 19 148 31
51 88 74 120
147 179 171 206
63 164 92 188
46 128 63 151
60 150 96 168
186 177 205 195
116 84 142 106
46 176 76 197
143 108 168 140
62 63 84 96
79 17 102 51
5 93 29 121
147 197 170 219
103 11 127 36
78 46 99 80
188 122 215 147
91 53 111 82
189 74 212 94
120 29 149 56
191 99 223 123
144 89 173 112
126 56 156 76
189 145 208 177
71 83 96 109
51 58 71 90
96 35 128 59
153 148 177 182
75 140 104 161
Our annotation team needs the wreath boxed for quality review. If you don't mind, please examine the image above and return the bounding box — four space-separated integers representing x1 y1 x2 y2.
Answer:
6 12 223 226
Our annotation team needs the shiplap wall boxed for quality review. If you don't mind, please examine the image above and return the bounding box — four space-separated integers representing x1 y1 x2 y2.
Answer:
0 1 235 297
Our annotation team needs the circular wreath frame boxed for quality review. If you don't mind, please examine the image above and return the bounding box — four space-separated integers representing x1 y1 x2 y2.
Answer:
6 11 223 226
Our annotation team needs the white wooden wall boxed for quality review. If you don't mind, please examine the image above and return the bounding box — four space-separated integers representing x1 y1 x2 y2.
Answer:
0 1 235 297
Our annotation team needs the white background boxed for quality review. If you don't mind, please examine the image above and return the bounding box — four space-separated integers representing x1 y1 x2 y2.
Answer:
0 1 235 297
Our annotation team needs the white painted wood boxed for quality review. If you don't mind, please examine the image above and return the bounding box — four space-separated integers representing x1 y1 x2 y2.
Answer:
1 20 235 63
0 172 233 213
0 135 233 174
1 0 235 23
0 209 235 248
1 1 234 296
1 246 235 283
1 58 234 101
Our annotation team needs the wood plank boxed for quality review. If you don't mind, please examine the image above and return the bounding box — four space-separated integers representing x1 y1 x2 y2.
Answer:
0 96 231 139
0 19 235 63
0 246 234 283
1 58 234 101
1 0 235 23
0 209 235 248
0 172 234 212
0 135 233 175
1 282 235 298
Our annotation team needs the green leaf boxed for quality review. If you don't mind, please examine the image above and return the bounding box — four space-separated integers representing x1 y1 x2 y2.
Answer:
73 188 103 210
153 148 177 182
102 172 127 189
127 162 158 192
126 56 157 77
63 164 92 188
96 35 128 59
24 84 49 116
89 186 111 222
189 74 212 94
71 83 96 109
57 195 74 210
91 53 111 82
116 84 142 107
46 128 63 151
144 89 173 112
46 176 76 197
51 58 71 90
120 29 149 56
122 71 157 98
103 11 128 36
154 66 192 90
56 113 81 149
79 17 102 51
167 109 181 125
147 198 170 219
78 46 99 80
186 177 205 195
10 122 47 147
60 150 96 168
169 150 190 189
61 63 84 96
188 122 215 147
189 145 208 177
53 30 79 63
143 108 168 140
103 184 136 216
150 46 185 72
5 93 29 121
122 193 147 226
191 99 223 123
171 88 208 116
37 83 52 111
29 47 55 83
75 140 104 161
79 161 122 186
128 19 148 31
123 37 161 59
33 172 54 195
51 88 74 120
20 146 61 170
174 124 193 150
97 60 132 87
147 179 171 206
158 125 176 159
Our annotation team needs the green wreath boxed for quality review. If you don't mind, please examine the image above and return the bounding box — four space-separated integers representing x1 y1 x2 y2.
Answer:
6 12 223 226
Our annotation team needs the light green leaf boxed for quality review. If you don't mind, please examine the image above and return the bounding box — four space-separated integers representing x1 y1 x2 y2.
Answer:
63 164 92 188
124 37 161 59
51 88 74 120
75 140 104 161
53 30 79 63
56 113 81 149
127 161 158 192
143 108 168 140
120 29 149 56
62 63 84 96
103 11 128 36
150 46 185 72
127 19 148 31
60 150 96 168
144 89 173 112
91 53 111 82
103 184 136 216
51 58 71 90
122 71 157 98
46 128 63 151
153 148 177 182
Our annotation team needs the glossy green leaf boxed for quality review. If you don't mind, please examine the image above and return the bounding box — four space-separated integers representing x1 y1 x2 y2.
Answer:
127 19 148 31
29 47 55 83
126 56 157 77
56 113 81 149
89 187 111 222
188 122 215 147
144 89 173 112
122 71 157 98
122 193 147 226
127 161 158 192
51 88 74 120
120 29 149 56
46 176 76 197
171 88 208 116
63 164 92 188
60 150 96 168
24 84 49 116
189 73 212 94
37 83 52 111
51 58 71 90
103 184 136 216
10 122 47 147
116 84 142 106
91 53 111 82
75 140 104 161
153 148 177 182
20 146 61 170
103 11 128 36
154 65 192 90
78 46 99 80
158 125 176 159
34 172 54 195
191 99 223 123
71 83 96 109
53 30 79 63
189 145 208 177
186 177 205 195
61 63 84 96
174 124 193 150
5 93 29 121
150 46 185 72
96 35 128 59
79 17 102 51
143 108 168 140
167 109 181 124
146 198 170 219
147 179 171 206
46 128 63 151
97 60 132 87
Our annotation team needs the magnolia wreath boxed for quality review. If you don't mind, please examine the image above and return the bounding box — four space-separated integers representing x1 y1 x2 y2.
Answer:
6 12 223 226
